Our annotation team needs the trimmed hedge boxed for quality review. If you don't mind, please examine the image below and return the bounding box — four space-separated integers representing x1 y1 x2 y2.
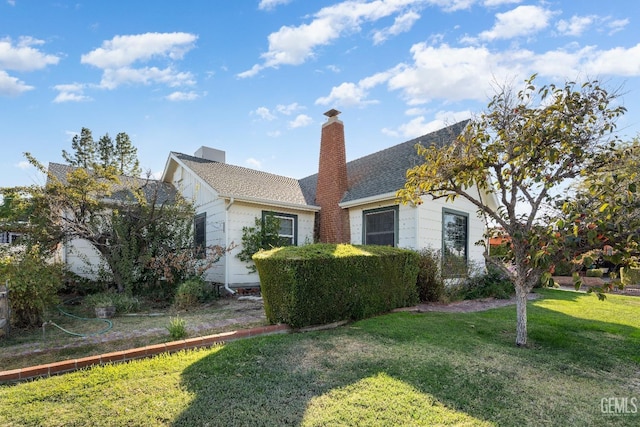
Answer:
253 244 419 328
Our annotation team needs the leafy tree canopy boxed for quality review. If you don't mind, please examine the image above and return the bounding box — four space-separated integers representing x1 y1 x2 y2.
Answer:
397 75 628 346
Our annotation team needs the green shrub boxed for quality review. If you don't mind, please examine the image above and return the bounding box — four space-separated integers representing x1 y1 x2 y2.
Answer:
586 269 604 278
552 260 574 276
237 214 287 273
0 248 64 328
620 267 640 286
167 316 187 340
83 291 140 315
415 248 445 302
173 278 215 309
253 244 419 328
451 265 514 300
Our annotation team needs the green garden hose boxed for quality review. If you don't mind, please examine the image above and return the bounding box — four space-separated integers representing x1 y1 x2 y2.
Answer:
42 300 113 338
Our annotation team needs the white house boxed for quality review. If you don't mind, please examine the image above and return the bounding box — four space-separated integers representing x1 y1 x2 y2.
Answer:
161 110 498 293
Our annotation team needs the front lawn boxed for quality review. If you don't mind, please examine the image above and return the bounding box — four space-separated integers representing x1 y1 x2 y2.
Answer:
1 289 638 426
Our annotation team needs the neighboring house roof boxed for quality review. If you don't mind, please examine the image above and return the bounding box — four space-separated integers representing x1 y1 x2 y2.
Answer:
47 162 177 205
170 153 319 209
300 120 469 205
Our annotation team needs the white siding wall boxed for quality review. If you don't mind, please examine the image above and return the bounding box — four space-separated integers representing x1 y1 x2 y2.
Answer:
167 162 316 287
65 238 107 279
167 163 227 284
347 195 486 266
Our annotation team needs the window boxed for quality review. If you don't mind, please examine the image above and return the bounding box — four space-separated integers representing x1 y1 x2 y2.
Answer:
194 212 206 257
363 206 398 246
442 209 468 274
262 211 298 246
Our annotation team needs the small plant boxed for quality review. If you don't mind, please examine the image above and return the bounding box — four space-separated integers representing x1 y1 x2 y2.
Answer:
415 248 445 302
448 265 514 301
586 268 604 278
237 214 286 272
84 292 115 309
84 291 139 313
167 316 187 340
173 278 215 309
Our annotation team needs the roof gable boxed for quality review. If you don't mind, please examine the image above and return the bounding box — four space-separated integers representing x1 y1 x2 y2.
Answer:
172 153 316 208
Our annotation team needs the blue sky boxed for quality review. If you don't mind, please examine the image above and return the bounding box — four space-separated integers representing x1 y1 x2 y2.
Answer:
1 0 639 188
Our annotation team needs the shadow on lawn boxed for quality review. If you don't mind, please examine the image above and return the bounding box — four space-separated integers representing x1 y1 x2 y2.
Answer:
173 289 639 426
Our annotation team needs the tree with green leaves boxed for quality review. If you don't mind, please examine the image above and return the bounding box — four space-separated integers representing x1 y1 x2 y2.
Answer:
63 128 140 176
114 132 141 176
13 130 225 296
62 127 95 169
237 214 288 272
397 75 627 346
560 137 640 279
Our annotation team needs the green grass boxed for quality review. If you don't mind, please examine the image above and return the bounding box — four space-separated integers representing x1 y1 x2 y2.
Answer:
1 289 638 426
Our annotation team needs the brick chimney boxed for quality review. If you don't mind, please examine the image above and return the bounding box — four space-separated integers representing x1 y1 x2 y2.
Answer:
316 109 350 243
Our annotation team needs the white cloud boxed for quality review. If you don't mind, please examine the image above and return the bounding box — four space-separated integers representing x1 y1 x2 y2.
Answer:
607 18 629 35
316 81 375 107
52 83 92 103
237 64 262 79
583 43 640 76
239 0 429 77
258 0 292 11
288 114 313 128
81 32 197 68
0 70 33 96
372 10 421 45
370 41 640 108
0 36 60 71
245 157 263 168
16 160 30 170
0 36 59 95
478 5 555 41
53 92 89 103
426 0 475 12
316 67 400 107
556 15 596 37
389 110 473 139
267 130 282 137
405 107 427 115
254 106 277 120
80 32 197 89
165 91 200 101
276 102 303 115
387 43 517 104
483 0 521 6
99 66 195 90
381 127 399 137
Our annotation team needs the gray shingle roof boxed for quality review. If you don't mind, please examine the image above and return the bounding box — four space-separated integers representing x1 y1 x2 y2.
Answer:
173 153 315 207
47 162 178 205
300 120 468 204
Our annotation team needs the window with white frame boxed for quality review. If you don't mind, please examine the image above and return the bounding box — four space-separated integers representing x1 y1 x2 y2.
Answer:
363 206 398 246
262 211 298 246
442 208 468 275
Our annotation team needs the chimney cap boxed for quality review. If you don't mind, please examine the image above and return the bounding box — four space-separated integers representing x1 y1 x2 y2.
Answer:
324 109 341 118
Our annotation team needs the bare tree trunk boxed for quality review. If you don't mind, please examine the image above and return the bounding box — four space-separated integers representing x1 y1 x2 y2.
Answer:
515 284 528 346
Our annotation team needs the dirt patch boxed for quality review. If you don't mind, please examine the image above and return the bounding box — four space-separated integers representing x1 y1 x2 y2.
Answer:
398 293 542 314
0 296 268 363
